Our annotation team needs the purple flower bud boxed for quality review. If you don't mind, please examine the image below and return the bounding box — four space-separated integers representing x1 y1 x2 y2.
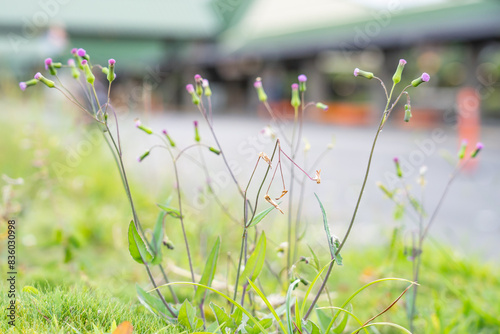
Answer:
34 72 42 80
399 59 407 66
68 59 75 66
316 102 328 111
81 59 88 65
354 68 374 79
186 84 195 94
298 74 307 82
19 82 27 91
135 119 141 127
471 142 483 158
108 58 116 65
77 48 86 57
71 48 77 55
315 102 328 111
291 83 299 90
253 80 262 88
44 58 52 70
162 129 167 135
411 73 430 87
194 120 199 128
393 157 402 178
194 74 202 81
202 79 209 88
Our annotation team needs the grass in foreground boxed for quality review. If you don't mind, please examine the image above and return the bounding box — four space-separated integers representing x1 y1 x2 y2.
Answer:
0 284 179 334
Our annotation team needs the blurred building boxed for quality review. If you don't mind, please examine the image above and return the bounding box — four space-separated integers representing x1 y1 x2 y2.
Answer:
1 0 499 122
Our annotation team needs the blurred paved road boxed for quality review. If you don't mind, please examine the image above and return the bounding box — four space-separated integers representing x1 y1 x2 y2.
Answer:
120 112 500 260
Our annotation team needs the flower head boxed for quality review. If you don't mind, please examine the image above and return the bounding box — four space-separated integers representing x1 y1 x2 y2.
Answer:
77 48 86 57
44 58 52 70
202 79 209 88
194 74 202 82
411 73 430 87
19 82 27 91
353 68 374 79
316 102 328 111
186 84 195 94
71 48 77 55
253 78 267 102
34 72 42 80
108 58 116 65
471 142 483 158
291 83 299 90
81 59 88 65
298 74 307 82
68 59 75 66
392 59 407 84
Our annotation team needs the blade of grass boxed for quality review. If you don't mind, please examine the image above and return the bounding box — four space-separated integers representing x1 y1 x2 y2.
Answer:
247 279 287 334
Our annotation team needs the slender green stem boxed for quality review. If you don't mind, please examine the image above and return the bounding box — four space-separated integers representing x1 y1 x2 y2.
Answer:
232 140 279 311
304 83 397 321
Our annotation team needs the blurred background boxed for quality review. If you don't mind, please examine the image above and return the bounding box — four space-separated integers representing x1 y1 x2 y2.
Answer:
1 0 500 273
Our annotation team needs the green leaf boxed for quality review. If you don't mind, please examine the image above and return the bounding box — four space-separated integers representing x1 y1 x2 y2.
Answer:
195 237 221 303
303 320 321 334
136 284 177 318
231 307 243 328
247 205 277 228
314 193 343 266
241 232 266 284
128 220 153 264
332 304 350 334
150 211 166 265
178 300 203 331
295 297 301 333
286 279 301 334
210 302 233 333
315 308 331 333
157 203 182 218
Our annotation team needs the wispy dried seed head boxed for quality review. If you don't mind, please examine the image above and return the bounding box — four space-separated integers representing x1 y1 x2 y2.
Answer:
275 190 288 200
313 169 321 184
265 194 284 214
259 152 272 168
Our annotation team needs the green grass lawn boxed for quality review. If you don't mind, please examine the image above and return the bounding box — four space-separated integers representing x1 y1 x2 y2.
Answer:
1 98 499 333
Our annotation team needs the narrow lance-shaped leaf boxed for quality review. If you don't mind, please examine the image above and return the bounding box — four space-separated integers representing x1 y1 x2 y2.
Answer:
150 211 166 265
194 237 220 303
286 279 301 334
157 203 182 218
128 220 153 264
247 204 278 228
314 193 343 265
240 231 266 284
